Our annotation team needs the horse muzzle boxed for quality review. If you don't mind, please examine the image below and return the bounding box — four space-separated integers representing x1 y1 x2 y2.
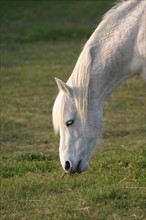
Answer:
64 159 89 174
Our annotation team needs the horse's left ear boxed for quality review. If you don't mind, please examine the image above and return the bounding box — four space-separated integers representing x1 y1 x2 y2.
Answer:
54 77 73 98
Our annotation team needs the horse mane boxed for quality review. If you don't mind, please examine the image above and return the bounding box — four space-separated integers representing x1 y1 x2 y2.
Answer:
53 45 92 133
67 45 92 128
53 0 141 133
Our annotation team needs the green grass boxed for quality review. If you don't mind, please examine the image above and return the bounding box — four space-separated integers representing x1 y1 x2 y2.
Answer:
0 0 146 219
1 0 113 42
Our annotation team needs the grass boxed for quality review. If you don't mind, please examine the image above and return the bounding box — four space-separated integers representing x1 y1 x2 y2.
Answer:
0 0 146 219
1 0 113 42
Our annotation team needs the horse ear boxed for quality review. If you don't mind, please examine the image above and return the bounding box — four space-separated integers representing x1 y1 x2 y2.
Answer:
54 77 73 98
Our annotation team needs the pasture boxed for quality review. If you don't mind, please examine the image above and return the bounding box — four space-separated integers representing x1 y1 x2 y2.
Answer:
0 0 146 219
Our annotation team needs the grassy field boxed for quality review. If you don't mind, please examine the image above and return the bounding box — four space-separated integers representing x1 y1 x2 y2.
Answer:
0 0 146 219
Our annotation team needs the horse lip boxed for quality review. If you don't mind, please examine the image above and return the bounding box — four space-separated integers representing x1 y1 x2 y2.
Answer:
68 160 85 174
76 160 82 173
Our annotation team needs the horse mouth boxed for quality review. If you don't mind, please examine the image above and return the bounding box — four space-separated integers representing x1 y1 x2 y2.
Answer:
63 160 89 175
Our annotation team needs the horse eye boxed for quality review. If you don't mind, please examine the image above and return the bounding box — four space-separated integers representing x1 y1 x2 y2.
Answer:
66 119 74 127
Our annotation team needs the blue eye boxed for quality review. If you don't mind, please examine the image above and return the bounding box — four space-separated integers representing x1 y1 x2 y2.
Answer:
66 119 74 127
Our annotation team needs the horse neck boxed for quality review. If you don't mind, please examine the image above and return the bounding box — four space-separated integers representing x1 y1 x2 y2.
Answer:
87 0 145 111
89 27 143 109
90 60 132 99
89 41 138 107
88 42 136 113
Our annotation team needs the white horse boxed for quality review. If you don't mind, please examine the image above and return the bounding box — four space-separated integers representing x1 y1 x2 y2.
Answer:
52 0 146 174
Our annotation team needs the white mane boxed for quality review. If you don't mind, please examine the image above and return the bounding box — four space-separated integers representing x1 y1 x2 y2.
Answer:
53 43 92 133
52 0 144 133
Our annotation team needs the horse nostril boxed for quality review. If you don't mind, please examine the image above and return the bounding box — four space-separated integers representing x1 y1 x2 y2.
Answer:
65 161 70 171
